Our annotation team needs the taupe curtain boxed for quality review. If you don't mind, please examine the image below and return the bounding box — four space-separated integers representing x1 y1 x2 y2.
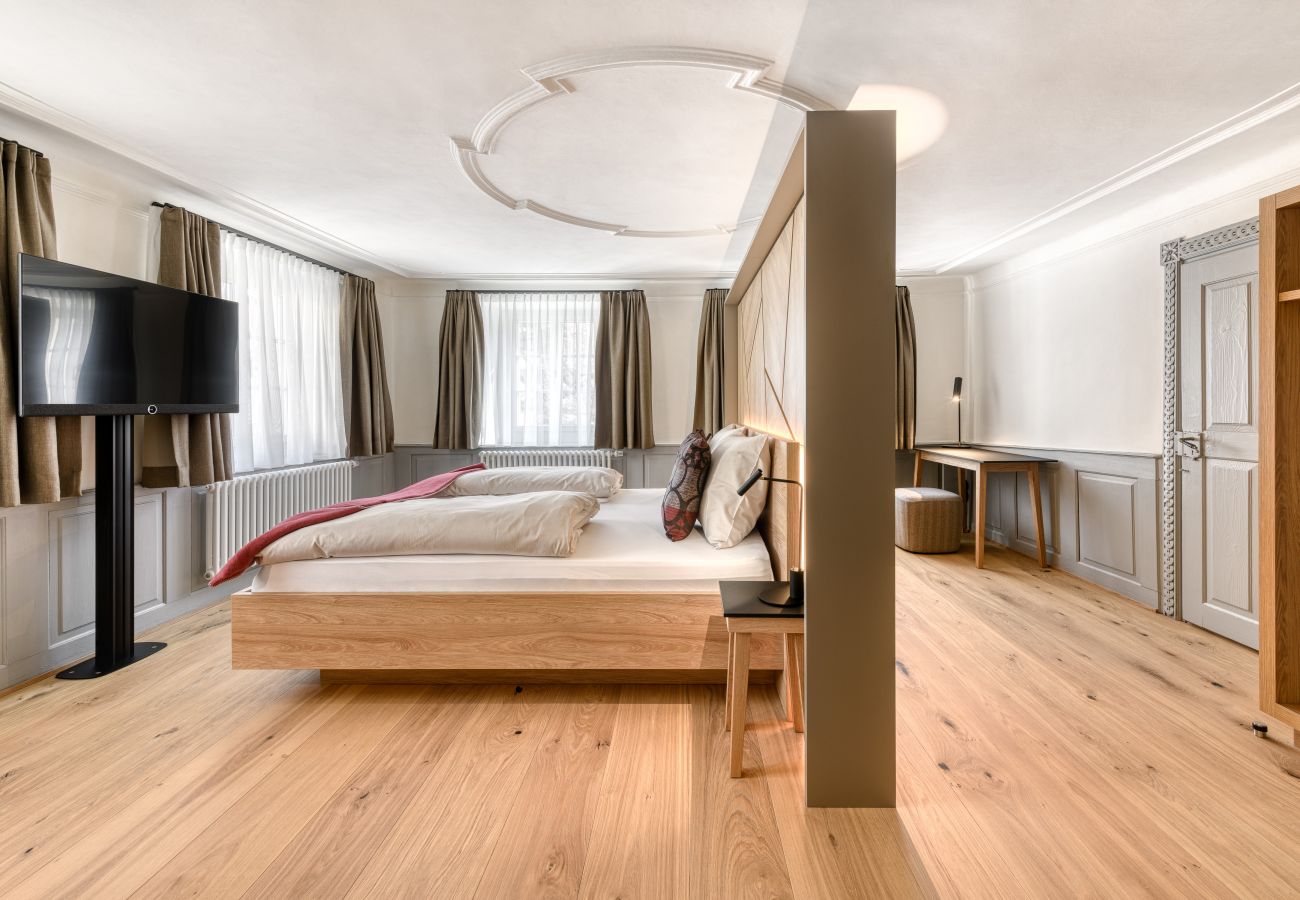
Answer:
895 285 917 451
693 288 726 434
432 290 483 450
340 274 394 457
0 139 82 507
595 289 654 450
141 206 232 487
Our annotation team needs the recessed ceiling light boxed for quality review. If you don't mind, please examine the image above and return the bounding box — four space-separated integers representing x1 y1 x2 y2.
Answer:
846 84 948 163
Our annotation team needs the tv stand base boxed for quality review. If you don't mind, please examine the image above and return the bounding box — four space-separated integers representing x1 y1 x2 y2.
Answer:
57 641 167 679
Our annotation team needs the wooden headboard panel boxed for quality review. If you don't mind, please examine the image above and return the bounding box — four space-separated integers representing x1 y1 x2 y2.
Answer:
757 434 802 580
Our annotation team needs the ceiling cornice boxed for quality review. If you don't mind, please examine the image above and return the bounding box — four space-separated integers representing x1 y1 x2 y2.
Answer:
0 79 416 278
450 46 832 239
933 79 1300 273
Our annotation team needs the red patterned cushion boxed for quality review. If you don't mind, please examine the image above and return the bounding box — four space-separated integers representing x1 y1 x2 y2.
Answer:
662 430 712 541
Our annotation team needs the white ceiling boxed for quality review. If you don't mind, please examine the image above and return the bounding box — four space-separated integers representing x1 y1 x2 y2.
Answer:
1 0 1299 278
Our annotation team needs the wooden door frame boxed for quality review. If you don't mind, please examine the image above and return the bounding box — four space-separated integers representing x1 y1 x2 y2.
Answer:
1158 218 1260 618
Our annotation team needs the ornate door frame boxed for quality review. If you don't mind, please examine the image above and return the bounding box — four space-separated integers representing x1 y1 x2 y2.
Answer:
1158 217 1259 616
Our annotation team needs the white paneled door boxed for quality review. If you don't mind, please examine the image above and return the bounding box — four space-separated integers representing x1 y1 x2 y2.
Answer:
1178 244 1260 648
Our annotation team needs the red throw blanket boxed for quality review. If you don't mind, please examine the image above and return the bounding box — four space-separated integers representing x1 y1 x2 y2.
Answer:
209 463 485 586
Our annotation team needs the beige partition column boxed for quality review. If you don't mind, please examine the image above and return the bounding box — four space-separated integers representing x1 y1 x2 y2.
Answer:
803 110 897 806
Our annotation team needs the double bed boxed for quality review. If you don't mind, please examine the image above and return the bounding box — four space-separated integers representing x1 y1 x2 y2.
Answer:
230 434 800 684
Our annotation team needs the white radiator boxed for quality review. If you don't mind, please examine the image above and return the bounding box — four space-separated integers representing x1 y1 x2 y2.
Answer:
478 448 619 468
203 460 354 579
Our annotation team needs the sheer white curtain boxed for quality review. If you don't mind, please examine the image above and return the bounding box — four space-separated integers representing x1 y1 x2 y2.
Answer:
479 292 599 446
221 231 346 472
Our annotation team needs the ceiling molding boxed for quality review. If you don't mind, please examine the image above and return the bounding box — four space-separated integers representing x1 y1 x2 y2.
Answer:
0 79 415 278
934 79 1300 273
449 46 832 239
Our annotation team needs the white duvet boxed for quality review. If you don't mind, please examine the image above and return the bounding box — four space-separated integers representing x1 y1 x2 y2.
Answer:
256 490 601 565
252 489 774 594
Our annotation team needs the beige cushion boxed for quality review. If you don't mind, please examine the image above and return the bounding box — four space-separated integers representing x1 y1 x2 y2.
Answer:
440 466 623 499
700 430 771 548
894 487 963 554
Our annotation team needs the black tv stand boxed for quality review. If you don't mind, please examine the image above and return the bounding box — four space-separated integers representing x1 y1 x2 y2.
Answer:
57 415 165 679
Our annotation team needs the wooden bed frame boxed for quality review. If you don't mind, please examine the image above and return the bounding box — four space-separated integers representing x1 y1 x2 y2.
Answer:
230 434 801 684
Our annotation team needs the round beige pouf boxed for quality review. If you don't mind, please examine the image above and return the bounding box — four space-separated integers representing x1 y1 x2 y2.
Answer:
894 487 963 554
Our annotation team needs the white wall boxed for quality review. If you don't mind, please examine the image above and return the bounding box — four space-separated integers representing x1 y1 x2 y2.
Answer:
379 277 716 447
968 146 1300 455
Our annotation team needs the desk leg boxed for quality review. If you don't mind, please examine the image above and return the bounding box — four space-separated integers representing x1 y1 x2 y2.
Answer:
1029 465 1048 569
975 467 988 568
725 633 735 731
957 470 969 532
785 633 805 733
729 633 751 777
913 451 924 487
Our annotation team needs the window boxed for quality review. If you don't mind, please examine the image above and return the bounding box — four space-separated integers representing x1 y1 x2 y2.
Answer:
221 231 346 472
479 292 599 446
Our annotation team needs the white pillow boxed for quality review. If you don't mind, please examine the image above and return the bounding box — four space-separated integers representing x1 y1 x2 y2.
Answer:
440 466 623 499
708 424 746 454
699 431 771 548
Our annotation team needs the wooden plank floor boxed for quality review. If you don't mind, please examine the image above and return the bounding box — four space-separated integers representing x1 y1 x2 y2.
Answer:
2 543 1297 898
896 543 1300 899
0 604 932 899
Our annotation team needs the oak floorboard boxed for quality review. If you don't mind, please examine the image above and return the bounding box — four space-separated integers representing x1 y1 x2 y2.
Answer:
897 544 1300 898
342 685 567 899
129 685 425 899
686 684 796 900
0 609 319 895
578 685 692 900
243 686 491 899
471 684 620 900
3 679 350 900
898 571 1222 897
749 688 935 900
906 548 1300 883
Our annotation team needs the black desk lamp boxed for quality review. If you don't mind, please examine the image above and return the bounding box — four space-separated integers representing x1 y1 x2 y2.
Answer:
952 376 965 447
738 467 805 607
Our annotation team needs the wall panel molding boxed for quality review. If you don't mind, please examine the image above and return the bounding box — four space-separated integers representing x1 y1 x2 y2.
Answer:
982 447 1159 607
908 445 1160 608
0 456 397 691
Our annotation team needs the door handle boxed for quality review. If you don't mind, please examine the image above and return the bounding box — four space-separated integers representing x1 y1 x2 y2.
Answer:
1176 432 1203 460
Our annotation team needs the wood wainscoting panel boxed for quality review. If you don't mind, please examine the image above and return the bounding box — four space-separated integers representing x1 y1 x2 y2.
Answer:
737 199 807 444
48 504 96 640
1077 471 1138 578
974 447 1159 608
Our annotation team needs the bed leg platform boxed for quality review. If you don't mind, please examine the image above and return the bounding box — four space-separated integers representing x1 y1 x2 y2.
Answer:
230 589 784 682
318 669 779 685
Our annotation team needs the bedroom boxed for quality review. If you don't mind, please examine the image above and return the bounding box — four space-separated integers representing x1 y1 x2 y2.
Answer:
1 1 1299 897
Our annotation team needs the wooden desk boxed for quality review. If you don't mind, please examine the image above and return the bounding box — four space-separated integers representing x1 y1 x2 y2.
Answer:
913 446 1050 570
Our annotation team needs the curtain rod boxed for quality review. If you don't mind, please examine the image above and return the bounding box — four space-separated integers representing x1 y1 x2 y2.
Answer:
150 202 352 279
471 289 610 295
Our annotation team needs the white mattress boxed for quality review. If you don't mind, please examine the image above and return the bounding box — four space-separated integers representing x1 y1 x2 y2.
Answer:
250 488 773 593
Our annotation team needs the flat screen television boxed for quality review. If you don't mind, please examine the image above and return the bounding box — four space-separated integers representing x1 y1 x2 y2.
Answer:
17 254 238 416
